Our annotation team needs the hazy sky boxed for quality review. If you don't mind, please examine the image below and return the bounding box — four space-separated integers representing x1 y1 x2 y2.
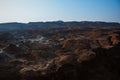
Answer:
0 0 120 23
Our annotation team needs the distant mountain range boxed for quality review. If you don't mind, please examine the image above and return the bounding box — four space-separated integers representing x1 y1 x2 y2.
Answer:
0 21 120 31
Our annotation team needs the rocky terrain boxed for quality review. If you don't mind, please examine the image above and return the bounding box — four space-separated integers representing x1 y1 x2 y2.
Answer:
0 22 120 80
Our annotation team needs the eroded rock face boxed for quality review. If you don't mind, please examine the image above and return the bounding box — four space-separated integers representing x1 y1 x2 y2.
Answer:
0 28 120 80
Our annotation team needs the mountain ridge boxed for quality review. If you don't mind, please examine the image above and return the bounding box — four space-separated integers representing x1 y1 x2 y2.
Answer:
0 21 120 32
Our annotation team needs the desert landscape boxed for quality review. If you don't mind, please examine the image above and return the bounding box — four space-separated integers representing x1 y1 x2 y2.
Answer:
0 21 120 80
0 0 120 80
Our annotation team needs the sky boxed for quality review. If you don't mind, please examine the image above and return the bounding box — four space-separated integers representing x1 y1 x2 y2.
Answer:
0 0 120 23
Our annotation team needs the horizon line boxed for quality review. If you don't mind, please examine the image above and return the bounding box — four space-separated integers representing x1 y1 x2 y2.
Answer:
0 20 120 24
